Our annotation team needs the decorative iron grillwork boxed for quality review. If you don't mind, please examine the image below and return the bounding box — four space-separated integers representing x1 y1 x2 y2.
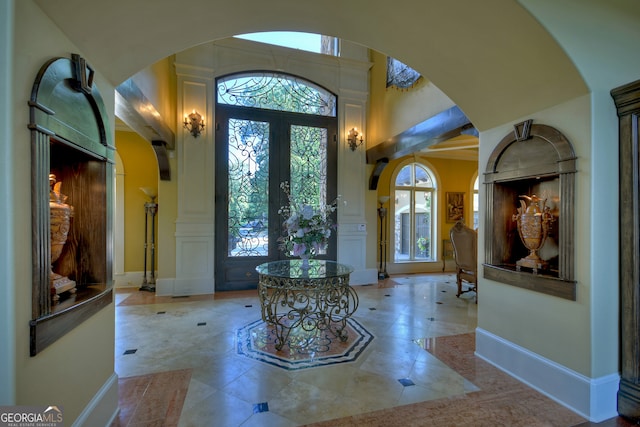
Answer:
217 73 337 117
257 260 358 351
227 118 270 257
290 125 328 207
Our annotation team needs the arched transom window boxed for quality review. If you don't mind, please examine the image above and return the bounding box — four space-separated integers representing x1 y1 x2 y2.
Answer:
393 163 437 262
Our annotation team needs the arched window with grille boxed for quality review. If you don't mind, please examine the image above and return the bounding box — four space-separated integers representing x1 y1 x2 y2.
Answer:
393 162 437 262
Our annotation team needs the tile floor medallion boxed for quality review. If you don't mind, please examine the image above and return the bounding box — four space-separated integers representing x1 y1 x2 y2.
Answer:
237 317 374 370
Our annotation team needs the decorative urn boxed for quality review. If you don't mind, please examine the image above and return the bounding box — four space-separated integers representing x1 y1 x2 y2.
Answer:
512 194 554 273
49 174 76 302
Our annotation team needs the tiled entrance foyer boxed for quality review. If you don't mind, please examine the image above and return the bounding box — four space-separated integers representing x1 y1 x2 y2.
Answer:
111 274 628 426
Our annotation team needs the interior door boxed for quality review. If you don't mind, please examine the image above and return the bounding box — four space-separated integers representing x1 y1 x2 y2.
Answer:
214 106 336 291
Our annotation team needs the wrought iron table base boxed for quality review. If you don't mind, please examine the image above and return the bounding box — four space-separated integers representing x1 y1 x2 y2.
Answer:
258 269 358 351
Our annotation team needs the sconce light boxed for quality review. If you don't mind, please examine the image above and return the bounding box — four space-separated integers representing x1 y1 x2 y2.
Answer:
183 110 205 138
347 127 364 151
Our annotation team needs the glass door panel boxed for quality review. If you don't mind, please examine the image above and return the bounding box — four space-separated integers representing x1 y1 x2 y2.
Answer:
395 190 410 261
215 74 337 291
289 125 329 255
414 191 432 260
227 118 270 257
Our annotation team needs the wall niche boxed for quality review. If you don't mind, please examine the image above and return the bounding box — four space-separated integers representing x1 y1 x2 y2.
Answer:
29 54 114 356
483 120 576 300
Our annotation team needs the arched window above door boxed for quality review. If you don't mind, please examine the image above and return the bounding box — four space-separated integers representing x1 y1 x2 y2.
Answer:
217 72 337 117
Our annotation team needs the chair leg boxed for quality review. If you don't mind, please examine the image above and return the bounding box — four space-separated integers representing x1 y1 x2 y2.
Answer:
456 273 462 297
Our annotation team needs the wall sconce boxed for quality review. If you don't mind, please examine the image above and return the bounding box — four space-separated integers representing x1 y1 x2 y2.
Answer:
183 110 205 138
347 127 364 151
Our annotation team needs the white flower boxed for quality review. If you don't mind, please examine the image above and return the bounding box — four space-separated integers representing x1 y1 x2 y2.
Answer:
301 205 314 220
286 214 298 227
277 181 341 258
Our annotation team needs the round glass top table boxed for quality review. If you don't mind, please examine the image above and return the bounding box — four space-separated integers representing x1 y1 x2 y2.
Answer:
256 259 359 351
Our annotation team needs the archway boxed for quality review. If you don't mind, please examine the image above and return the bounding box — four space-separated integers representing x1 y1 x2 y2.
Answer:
33 0 588 131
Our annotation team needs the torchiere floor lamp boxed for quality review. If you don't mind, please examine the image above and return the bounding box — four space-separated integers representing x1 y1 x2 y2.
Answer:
140 187 158 292
378 196 390 279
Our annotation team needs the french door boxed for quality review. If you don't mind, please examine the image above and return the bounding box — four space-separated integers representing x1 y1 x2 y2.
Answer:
214 104 337 291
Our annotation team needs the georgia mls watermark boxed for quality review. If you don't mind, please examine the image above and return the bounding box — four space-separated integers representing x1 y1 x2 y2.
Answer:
0 406 63 427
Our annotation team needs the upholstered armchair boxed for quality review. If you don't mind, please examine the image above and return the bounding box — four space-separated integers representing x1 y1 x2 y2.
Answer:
449 221 478 302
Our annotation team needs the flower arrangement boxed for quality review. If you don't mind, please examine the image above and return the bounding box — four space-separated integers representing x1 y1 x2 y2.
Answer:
278 181 338 259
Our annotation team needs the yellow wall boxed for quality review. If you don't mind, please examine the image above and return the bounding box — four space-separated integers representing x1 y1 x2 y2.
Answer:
366 49 478 274
375 154 478 272
115 130 159 272
123 62 179 280
13 1 117 422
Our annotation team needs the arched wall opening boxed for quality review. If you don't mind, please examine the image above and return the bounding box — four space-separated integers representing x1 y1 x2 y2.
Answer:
34 0 589 132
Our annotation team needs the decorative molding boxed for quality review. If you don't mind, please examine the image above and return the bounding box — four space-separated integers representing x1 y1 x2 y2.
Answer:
513 119 533 141
483 121 577 300
29 54 114 355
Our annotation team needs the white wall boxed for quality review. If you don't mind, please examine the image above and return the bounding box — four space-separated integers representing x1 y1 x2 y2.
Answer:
156 38 377 296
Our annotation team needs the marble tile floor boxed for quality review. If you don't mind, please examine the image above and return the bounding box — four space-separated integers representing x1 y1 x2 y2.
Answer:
110 274 634 427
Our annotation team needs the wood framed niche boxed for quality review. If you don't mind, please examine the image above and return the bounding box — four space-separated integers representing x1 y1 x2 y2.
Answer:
483 120 577 300
28 54 114 356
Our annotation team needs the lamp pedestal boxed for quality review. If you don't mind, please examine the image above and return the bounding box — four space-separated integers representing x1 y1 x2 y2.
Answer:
140 188 158 292
378 196 390 280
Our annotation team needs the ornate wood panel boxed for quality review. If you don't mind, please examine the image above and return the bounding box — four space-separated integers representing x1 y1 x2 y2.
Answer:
483 120 577 300
612 79 640 420
28 54 114 356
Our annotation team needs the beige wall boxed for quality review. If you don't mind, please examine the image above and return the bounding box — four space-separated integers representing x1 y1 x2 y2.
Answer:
478 94 594 375
11 1 116 422
5 0 640 421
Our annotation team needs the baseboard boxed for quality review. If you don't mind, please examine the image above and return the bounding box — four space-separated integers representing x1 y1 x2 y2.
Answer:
71 372 118 427
155 277 175 296
386 261 454 275
156 277 214 296
475 327 619 422
114 271 144 288
350 268 378 285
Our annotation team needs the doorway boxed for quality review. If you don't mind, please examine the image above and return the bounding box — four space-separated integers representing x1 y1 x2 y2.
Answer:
214 72 337 291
